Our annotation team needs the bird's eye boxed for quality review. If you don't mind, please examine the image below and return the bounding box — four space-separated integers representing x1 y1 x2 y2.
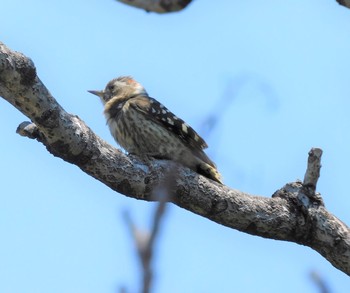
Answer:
108 84 115 91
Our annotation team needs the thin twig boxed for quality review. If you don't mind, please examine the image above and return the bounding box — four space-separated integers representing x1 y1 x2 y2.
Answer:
310 270 331 293
123 197 168 293
303 147 323 189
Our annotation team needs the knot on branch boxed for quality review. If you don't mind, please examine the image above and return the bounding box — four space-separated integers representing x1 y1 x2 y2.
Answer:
272 181 324 209
16 121 45 142
272 147 325 208
272 181 324 245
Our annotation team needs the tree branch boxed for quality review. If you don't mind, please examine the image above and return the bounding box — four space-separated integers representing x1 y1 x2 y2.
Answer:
337 0 350 9
123 200 167 293
115 0 350 13
1 41 350 276
116 0 192 13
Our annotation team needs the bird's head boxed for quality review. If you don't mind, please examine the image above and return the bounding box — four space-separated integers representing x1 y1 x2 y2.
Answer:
88 76 148 104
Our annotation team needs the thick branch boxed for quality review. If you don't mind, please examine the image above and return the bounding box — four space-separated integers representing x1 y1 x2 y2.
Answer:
1 42 350 275
116 0 192 13
115 0 350 13
337 0 350 9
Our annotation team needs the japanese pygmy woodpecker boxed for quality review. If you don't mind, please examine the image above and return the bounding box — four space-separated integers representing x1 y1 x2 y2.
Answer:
88 76 222 184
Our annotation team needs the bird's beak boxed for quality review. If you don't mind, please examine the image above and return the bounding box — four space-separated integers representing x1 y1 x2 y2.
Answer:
88 90 104 98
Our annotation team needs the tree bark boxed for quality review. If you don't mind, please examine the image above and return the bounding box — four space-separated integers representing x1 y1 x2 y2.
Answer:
115 0 350 13
1 41 349 276
337 0 350 9
116 0 192 13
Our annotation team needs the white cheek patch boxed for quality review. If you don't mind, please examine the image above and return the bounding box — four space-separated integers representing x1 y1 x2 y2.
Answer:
134 83 146 94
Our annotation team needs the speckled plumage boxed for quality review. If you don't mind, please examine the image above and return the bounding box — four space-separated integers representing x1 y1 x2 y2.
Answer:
88 76 222 184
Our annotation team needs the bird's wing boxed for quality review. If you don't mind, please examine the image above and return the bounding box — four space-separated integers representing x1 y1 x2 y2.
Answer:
128 96 208 151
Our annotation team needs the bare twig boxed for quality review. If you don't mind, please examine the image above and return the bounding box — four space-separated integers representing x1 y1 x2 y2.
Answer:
124 169 178 293
310 271 331 293
123 169 176 293
303 148 322 189
301 148 324 206
124 200 167 293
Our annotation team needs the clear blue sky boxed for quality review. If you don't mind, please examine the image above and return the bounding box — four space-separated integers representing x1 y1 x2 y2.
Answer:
1 0 350 292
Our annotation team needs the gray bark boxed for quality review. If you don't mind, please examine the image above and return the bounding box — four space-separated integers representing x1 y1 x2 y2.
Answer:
336 0 350 9
116 0 192 13
1 41 349 276
115 0 350 13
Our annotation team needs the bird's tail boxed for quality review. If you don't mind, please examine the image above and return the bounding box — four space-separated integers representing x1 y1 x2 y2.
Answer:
197 161 223 184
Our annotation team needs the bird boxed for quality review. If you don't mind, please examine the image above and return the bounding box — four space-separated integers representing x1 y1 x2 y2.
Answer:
88 76 222 184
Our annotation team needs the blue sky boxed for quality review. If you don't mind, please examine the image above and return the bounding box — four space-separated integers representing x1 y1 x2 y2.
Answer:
1 0 350 292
